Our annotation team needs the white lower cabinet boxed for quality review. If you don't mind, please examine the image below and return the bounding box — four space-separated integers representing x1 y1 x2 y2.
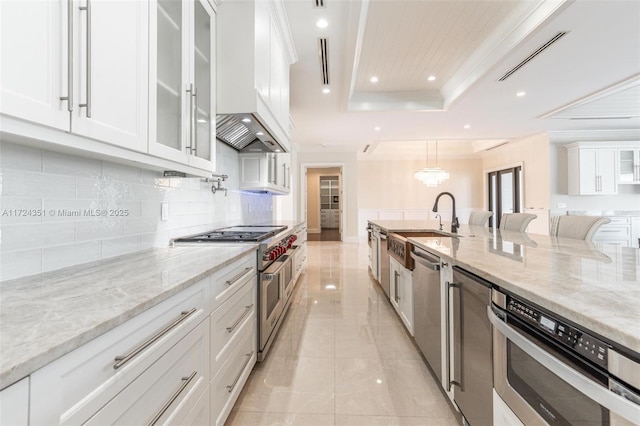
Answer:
85 319 210 425
30 279 209 425
25 250 259 426
0 377 29 426
211 321 257 426
389 257 414 336
209 259 257 426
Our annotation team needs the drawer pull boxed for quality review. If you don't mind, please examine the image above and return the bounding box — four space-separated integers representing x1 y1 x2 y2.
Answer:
148 371 197 426
226 267 253 287
227 351 254 393
227 304 254 333
114 308 198 369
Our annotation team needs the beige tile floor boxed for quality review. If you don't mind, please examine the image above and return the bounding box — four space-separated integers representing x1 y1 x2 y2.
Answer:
226 241 461 426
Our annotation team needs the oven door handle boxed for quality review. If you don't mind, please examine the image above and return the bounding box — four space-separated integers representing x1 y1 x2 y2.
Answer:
488 307 640 424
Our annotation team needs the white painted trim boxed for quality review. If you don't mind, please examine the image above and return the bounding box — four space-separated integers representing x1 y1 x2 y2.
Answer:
300 162 348 242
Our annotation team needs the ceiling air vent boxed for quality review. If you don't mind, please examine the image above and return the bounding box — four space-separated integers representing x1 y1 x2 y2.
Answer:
498 32 568 81
319 38 329 85
315 0 325 7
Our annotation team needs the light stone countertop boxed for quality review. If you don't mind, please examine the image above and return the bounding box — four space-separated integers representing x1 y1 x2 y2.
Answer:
0 244 257 389
406 225 640 354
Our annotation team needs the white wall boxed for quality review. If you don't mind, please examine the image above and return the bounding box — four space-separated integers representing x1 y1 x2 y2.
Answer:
481 133 551 210
0 141 274 281
549 130 640 216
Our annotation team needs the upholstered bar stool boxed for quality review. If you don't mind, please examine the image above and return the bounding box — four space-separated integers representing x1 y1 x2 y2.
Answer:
468 211 493 226
549 215 611 241
499 213 536 232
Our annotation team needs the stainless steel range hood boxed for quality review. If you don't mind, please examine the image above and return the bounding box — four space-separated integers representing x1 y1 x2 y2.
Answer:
216 114 286 153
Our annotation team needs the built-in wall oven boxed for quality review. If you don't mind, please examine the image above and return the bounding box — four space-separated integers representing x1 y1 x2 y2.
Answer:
490 288 640 426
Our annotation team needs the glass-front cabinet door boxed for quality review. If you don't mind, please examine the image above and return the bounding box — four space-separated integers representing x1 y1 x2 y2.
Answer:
618 149 640 184
190 0 215 170
149 0 215 171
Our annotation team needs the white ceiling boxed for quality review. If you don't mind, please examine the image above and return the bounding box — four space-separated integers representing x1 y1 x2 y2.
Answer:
284 0 640 157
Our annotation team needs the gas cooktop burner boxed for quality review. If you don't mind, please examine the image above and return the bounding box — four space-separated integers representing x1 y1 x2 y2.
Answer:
174 225 287 243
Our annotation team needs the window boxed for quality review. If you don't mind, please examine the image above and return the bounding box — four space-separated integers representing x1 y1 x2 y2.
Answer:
488 166 522 228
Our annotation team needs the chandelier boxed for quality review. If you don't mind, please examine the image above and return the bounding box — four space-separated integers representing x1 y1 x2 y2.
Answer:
414 140 449 187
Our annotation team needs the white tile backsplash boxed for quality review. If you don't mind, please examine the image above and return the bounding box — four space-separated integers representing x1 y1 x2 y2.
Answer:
0 141 274 281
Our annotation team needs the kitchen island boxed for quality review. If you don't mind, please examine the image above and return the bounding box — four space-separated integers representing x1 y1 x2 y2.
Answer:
368 219 640 353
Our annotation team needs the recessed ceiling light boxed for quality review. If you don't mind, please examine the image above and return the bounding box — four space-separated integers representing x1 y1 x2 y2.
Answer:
427 75 436 81
464 124 471 129
374 126 381 131
316 19 328 28
516 91 526 97
256 132 264 136
322 87 331 94
376 379 383 384
324 284 337 290
241 118 251 123
370 76 378 83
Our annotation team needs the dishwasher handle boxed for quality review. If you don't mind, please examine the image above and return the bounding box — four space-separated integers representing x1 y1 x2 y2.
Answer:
411 251 440 271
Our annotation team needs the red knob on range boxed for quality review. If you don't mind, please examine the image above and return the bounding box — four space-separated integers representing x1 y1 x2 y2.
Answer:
269 250 277 261
291 235 297 242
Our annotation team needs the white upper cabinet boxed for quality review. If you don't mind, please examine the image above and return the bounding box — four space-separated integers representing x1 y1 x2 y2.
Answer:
567 143 618 195
618 146 640 184
1 0 71 131
0 0 149 152
217 0 297 153
71 0 149 152
239 152 289 194
149 0 216 171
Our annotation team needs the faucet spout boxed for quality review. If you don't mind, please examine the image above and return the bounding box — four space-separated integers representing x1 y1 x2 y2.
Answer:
432 192 459 233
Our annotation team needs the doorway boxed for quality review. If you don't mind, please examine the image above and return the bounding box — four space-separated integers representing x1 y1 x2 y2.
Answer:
488 166 522 228
305 167 342 241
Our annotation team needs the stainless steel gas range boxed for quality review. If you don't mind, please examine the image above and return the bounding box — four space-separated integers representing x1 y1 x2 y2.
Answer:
173 225 297 361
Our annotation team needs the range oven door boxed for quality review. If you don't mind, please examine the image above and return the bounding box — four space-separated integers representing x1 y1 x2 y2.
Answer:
489 305 640 426
280 254 294 302
259 260 285 357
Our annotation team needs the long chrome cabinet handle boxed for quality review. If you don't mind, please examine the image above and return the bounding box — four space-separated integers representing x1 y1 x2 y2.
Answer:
227 304 254 333
227 351 254 393
488 307 640 425
148 371 197 426
447 281 461 391
186 84 195 154
78 0 91 117
226 267 253 287
114 308 198 369
191 88 198 154
60 0 74 111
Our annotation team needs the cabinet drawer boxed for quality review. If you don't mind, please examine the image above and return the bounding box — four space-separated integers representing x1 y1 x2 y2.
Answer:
30 279 208 425
211 276 257 375
595 226 630 240
85 319 210 425
211 319 257 426
209 252 257 312
607 216 631 225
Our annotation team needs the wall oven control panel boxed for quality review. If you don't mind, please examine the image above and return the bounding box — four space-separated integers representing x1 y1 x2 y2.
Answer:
507 297 609 367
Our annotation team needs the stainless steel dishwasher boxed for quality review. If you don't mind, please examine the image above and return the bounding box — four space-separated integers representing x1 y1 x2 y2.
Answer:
411 246 442 382
450 266 493 426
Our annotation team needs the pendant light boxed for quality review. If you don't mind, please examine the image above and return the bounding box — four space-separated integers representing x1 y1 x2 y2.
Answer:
414 140 450 187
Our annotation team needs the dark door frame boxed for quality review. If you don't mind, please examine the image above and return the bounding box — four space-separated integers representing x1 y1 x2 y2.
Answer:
488 166 522 228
